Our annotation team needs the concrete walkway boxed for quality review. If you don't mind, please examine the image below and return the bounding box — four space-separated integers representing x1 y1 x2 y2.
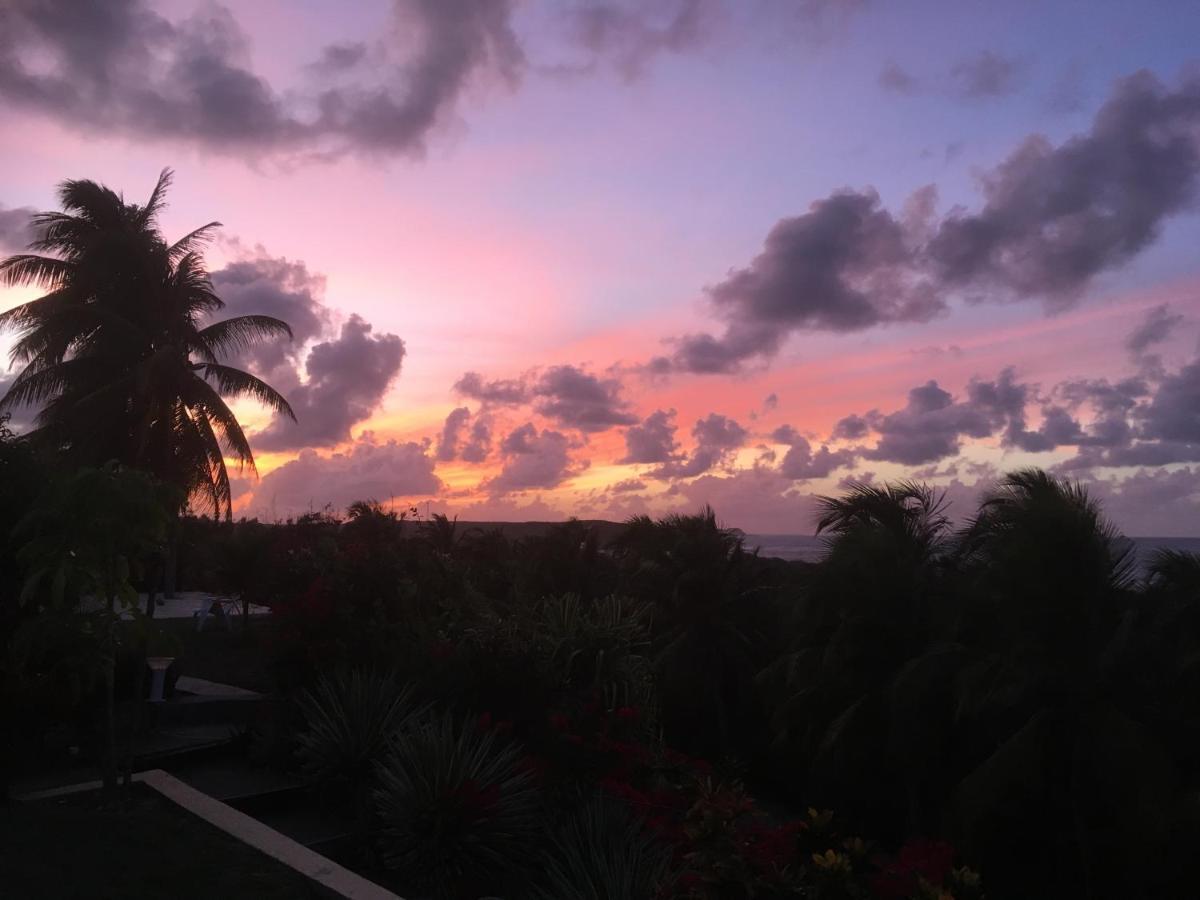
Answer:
176 675 262 699
81 591 271 620
23 770 403 900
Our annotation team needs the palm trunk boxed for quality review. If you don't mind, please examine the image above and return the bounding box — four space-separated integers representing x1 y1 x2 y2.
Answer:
101 597 118 796
122 632 148 788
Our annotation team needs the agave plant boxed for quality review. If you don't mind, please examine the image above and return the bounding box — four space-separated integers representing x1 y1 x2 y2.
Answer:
531 797 673 900
295 669 424 787
373 712 542 898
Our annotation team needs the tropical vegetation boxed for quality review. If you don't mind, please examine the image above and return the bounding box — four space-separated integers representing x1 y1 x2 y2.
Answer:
3 177 1198 899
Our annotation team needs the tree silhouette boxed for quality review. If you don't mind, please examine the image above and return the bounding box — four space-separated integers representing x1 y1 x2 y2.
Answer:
0 169 294 519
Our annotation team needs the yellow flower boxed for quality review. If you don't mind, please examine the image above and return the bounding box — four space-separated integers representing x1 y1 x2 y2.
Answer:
806 807 834 829
811 849 850 874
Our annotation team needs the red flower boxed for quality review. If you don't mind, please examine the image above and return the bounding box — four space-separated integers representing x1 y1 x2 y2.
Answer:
615 706 640 721
742 820 802 871
477 712 493 732
549 713 570 732
870 839 956 898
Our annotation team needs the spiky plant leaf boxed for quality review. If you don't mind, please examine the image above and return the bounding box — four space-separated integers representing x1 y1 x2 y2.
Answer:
373 712 541 899
531 797 673 900
295 669 424 786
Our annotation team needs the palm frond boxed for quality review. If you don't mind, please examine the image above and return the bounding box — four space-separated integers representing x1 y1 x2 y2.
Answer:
0 254 73 289
198 362 295 419
0 358 101 410
182 375 258 470
194 315 293 361
135 168 174 228
167 221 222 261
56 179 125 226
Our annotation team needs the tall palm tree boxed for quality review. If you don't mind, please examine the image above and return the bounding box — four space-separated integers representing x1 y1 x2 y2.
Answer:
0 169 294 518
612 506 766 756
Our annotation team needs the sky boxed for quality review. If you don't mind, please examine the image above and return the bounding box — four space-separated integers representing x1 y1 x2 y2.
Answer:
2 0 1200 535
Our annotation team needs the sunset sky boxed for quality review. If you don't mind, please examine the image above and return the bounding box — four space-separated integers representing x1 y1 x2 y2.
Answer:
2 0 1200 534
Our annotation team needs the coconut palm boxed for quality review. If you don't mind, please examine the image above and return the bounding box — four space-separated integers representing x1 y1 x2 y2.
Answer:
612 507 768 756
764 482 954 835
0 169 294 518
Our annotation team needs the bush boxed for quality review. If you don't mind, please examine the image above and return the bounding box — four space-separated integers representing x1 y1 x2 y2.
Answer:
532 797 673 900
373 712 542 899
295 669 424 787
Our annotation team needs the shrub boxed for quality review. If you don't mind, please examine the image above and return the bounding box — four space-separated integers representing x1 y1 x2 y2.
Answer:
373 712 542 899
532 796 674 899
295 669 423 787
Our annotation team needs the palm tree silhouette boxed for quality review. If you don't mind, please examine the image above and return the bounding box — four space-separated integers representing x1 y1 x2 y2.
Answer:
0 169 294 519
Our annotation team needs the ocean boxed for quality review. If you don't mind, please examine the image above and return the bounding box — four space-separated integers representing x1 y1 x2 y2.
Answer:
742 533 1200 580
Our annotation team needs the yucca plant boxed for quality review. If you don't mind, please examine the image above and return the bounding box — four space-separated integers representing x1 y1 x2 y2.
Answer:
295 669 423 787
534 593 655 707
531 797 673 900
373 712 542 899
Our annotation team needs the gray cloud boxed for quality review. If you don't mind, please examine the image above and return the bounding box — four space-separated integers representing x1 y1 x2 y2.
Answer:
460 417 492 463
559 0 715 80
452 364 636 433
836 351 1200 473
255 315 405 451
532 364 637 431
930 71 1200 306
437 406 471 461
1138 358 1200 446
620 409 680 464
437 406 492 462
1126 303 1184 357
657 72 1200 374
0 0 523 159
659 189 940 373
247 437 440 518
878 60 916 94
649 412 746 478
210 255 330 377
486 423 584 492
610 477 646 493
453 371 530 405
857 368 1031 465
832 413 870 440
771 426 855 479
0 203 37 251
950 50 1023 99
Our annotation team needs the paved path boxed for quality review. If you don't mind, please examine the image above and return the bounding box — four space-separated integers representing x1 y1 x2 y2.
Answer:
81 591 271 620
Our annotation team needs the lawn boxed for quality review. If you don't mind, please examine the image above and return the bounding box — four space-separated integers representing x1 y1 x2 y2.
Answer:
0 784 328 899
